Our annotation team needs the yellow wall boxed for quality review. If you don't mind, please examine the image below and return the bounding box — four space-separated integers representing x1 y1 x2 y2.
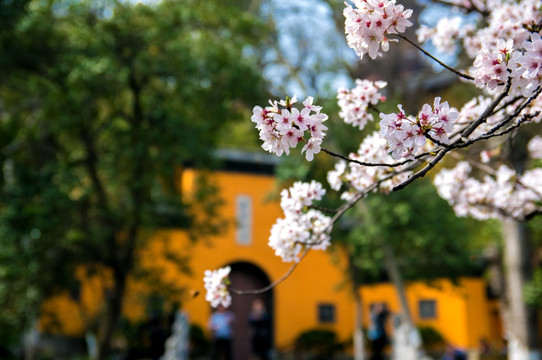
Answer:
40 267 113 336
160 169 356 349
360 278 500 349
39 166 503 352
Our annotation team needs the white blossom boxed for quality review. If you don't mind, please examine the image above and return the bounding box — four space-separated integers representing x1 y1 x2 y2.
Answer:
269 181 331 262
204 266 232 308
252 96 328 161
337 79 387 130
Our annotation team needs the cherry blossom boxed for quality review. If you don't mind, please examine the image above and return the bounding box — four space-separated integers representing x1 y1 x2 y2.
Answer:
204 266 232 308
528 136 542 159
378 98 458 160
435 161 542 220
470 39 513 92
337 79 387 130
344 0 413 60
328 132 412 199
207 0 542 313
416 17 469 54
417 0 540 60
269 181 331 262
252 96 328 161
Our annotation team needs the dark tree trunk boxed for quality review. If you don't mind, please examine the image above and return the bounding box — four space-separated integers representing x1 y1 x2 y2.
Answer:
96 266 127 360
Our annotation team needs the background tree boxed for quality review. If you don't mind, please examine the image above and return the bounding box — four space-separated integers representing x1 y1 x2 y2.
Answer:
0 0 269 358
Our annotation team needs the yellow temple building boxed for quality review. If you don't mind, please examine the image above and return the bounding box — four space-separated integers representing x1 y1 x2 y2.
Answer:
40 149 503 359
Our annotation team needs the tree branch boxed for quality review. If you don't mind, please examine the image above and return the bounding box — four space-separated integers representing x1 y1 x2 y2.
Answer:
394 34 474 81
428 0 490 16
322 147 412 167
458 79 512 141
230 248 310 295
393 148 447 190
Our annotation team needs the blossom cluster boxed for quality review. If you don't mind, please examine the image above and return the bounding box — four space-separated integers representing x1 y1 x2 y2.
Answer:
511 33 542 97
327 132 412 198
269 181 332 262
379 98 458 160
203 266 232 308
416 17 470 54
436 0 488 12
417 0 540 59
462 0 540 59
455 96 499 138
251 96 328 161
344 0 413 60
471 39 514 92
337 79 387 130
466 33 542 102
204 0 542 309
434 161 542 220
417 0 542 97
528 136 542 159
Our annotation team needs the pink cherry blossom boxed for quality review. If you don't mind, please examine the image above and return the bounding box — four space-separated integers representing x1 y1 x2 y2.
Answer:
379 98 457 159
435 161 542 220
338 79 387 130
208 0 542 310
528 136 542 159
252 96 328 160
344 0 413 60
416 17 465 54
269 181 331 262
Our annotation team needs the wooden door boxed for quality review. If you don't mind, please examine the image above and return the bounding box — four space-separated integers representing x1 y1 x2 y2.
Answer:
229 262 273 360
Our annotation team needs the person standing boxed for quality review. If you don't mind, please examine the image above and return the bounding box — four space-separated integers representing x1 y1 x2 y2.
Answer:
248 298 272 360
208 304 235 360
368 302 389 360
441 343 467 360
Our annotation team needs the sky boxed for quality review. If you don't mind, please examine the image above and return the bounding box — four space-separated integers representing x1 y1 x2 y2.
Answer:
260 0 355 98
119 0 468 97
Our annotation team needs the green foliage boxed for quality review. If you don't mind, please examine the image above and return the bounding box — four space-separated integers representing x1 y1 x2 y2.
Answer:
524 268 542 307
295 329 345 360
527 216 542 245
418 325 445 348
0 0 268 352
189 323 210 359
340 179 484 285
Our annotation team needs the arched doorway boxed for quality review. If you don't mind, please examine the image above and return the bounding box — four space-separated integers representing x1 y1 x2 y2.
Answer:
228 261 273 360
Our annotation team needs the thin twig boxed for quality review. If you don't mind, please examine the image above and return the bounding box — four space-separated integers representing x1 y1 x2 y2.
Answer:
492 96 523 116
229 176 389 295
429 0 490 16
466 157 498 175
424 131 452 148
455 114 535 148
394 34 474 81
484 87 541 136
458 79 511 141
230 248 310 295
322 148 411 168
393 149 447 190
393 82 513 190
311 205 340 214
368 103 384 114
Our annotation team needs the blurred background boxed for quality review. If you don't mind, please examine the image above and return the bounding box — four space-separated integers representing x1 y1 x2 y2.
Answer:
0 0 540 360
